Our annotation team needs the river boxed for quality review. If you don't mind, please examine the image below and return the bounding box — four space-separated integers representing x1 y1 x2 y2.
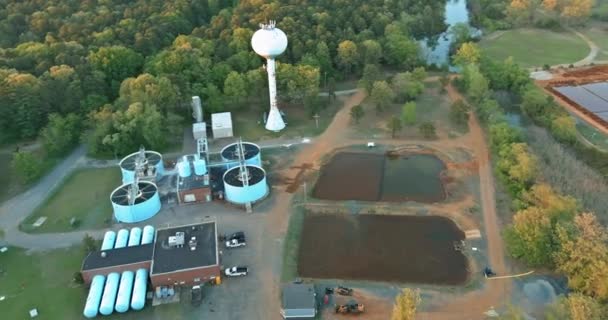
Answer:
421 0 475 68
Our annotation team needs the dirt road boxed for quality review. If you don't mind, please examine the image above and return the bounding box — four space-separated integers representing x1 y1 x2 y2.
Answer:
414 83 511 319
256 91 367 320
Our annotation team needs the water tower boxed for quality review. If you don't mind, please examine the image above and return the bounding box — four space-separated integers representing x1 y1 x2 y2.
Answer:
251 21 288 132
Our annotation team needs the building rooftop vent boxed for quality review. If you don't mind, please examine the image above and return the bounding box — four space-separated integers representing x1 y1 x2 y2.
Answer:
168 232 185 247
189 236 198 251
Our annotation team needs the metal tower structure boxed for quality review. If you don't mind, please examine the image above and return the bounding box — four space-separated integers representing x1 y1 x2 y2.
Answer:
251 21 288 132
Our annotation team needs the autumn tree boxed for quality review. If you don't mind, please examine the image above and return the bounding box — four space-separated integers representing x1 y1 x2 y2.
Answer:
551 115 577 143
391 288 421 320
554 212 608 300
88 46 143 95
453 42 481 66
546 293 605 320
337 40 359 76
497 143 538 190
116 74 179 114
508 0 541 24
371 81 395 113
401 102 417 125
504 206 554 266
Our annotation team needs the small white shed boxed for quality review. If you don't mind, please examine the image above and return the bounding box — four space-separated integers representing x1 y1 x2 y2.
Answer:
211 112 233 139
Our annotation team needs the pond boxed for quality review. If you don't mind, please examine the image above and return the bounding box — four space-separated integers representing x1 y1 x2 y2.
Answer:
421 0 479 68
312 151 446 203
298 213 469 285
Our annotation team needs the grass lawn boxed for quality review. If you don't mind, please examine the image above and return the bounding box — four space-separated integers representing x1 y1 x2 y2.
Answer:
479 28 589 68
576 119 608 151
0 246 87 319
352 81 462 138
233 96 346 141
582 27 608 60
0 147 59 202
21 167 120 233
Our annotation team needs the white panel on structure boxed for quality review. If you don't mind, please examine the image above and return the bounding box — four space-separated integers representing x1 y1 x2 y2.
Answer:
184 194 196 202
212 112 234 138
192 122 207 140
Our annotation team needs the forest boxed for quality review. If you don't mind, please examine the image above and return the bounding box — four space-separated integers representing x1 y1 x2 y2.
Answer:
0 0 447 158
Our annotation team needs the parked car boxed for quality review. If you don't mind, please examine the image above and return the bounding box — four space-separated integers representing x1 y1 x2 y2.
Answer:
191 285 202 306
226 238 246 248
229 231 245 240
225 266 248 277
336 286 353 296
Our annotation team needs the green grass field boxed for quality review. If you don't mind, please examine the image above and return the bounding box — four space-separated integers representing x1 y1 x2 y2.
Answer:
0 246 86 319
480 28 589 68
583 27 608 60
21 167 120 233
0 152 14 201
233 96 345 141
576 120 608 152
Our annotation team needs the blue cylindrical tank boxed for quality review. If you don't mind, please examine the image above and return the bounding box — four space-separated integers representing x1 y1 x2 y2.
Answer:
119 150 164 184
141 225 155 245
223 165 269 205
193 158 207 176
83 274 105 318
131 269 148 311
113 192 162 224
114 229 129 249
221 142 262 169
99 272 120 316
128 227 142 247
177 156 191 178
101 231 116 251
115 271 134 313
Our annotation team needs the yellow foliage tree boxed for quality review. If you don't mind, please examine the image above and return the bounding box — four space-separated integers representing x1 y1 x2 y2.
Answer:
453 42 481 66
511 0 533 10
561 0 594 18
508 143 537 185
542 0 558 10
506 206 554 265
524 183 578 219
391 288 421 320
554 212 608 300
